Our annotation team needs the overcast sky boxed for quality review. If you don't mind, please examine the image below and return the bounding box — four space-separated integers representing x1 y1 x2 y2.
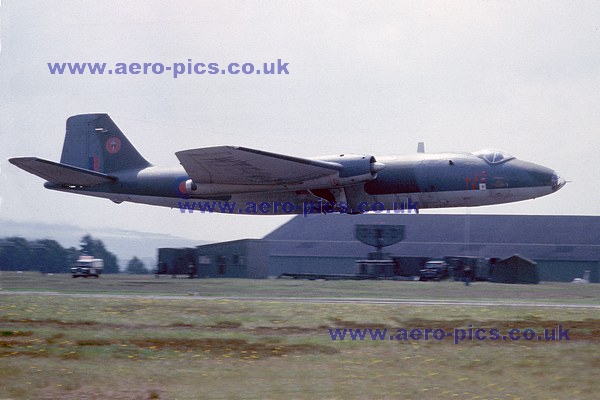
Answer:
1 0 599 244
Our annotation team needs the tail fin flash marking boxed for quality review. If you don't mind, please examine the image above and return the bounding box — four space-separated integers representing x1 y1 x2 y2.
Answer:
88 156 100 172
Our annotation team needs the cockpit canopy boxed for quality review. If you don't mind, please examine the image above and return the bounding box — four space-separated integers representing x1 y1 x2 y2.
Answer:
472 149 514 164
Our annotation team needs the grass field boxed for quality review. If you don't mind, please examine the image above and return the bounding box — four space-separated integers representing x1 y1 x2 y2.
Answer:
1 273 599 399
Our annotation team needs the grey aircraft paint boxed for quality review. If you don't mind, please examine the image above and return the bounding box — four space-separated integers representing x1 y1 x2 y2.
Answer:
9 114 566 215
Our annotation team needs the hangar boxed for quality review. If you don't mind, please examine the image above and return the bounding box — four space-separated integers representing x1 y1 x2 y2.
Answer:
188 214 600 282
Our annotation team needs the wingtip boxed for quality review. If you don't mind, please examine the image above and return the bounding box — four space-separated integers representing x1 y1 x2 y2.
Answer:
9 157 38 165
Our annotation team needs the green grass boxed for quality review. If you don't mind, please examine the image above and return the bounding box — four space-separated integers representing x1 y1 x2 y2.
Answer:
0 273 599 399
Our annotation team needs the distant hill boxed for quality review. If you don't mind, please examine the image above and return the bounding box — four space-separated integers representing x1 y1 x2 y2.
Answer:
0 219 207 271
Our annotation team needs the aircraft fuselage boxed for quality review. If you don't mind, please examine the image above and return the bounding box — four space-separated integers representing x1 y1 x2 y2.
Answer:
43 150 564 215
10 114 565 215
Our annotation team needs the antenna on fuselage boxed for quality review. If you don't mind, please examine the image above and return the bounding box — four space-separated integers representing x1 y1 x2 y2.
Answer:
417 142 425 153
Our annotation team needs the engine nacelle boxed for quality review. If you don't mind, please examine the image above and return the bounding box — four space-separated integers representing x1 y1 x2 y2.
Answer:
185 179 198 193
322 154 385 186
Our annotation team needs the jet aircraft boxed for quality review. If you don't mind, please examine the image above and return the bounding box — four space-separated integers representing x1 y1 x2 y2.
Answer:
9 114 566 215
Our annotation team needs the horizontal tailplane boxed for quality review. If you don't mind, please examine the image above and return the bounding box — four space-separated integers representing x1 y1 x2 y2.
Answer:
9 157 116 186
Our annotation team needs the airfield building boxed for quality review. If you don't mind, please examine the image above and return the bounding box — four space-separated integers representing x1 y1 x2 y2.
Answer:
189 214 599 282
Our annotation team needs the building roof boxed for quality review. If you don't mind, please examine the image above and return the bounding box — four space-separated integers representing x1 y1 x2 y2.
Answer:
264 214 600 261
497 254 537 265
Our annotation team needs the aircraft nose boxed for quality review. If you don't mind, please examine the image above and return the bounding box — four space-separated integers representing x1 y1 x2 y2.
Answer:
551 171 566 191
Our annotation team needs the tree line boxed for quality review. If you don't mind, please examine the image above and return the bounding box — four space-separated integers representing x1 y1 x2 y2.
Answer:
0 234 148 274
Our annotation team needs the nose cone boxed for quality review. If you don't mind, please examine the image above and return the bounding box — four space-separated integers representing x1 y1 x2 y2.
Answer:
551 171 566 192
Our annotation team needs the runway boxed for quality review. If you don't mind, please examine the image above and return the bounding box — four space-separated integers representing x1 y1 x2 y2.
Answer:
2 290 599 308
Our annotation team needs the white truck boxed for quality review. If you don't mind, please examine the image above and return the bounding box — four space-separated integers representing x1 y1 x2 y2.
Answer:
71 255 104 278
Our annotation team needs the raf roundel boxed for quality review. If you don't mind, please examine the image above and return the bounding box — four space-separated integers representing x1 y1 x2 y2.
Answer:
174 177 190 199
178 180 187 195
105 137 122 154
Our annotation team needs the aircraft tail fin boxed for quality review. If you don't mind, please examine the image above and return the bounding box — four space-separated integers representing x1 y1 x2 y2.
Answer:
60 114 151 173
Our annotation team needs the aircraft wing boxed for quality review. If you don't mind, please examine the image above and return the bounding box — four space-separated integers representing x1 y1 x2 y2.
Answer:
9 157 116 186
176 146 342 185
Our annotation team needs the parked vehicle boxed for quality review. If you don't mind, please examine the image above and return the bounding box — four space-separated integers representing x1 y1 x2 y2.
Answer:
419 261 448 281
71 255 103 278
